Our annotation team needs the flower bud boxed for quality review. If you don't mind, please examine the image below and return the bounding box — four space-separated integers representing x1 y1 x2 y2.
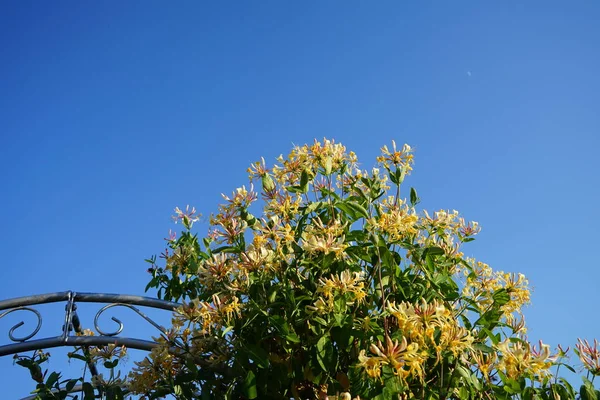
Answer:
261 173 275 192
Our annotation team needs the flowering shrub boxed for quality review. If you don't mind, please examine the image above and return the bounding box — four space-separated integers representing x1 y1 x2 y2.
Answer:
16 139 600 399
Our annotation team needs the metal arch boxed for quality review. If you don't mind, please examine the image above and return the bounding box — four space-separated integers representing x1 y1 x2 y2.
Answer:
19 384 130 400
0 290 181 357
0 291 180 312
0 291 182 400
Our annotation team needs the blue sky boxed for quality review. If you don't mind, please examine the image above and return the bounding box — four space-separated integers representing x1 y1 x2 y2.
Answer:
1 1 599 397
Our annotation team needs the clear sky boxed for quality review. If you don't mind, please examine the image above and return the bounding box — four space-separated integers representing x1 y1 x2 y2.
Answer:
1 1 599 397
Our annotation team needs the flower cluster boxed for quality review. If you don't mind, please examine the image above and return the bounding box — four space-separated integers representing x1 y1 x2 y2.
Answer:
576 338 600 375
358 336 425 381
302 217 349 259
495 339 556 380
377 141 414 171
130 138 596 399
174 294 242 334
368 197 419 242
308 270 366 314
462 259 531 325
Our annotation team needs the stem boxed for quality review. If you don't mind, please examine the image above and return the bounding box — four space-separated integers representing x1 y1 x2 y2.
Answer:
439 361 444 400
374 244 388 333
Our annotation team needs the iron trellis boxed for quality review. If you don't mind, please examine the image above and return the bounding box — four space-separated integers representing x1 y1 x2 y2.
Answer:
0 291 181 399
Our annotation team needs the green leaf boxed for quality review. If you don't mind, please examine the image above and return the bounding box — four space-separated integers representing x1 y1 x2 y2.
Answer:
267 285 278 303
472 343 494 353
244 344 269 369
581 377 597 400
45 371 60 387
316 335 336 372
475 309 502 330
498 371 521 394
347 201 369 219
455 365 482 390
492 288 511 307
304 201 324 215
383 375 404 395
243 370 258 399
389 168 399 185
285 332 301 343
336 202 358 220
410 187 420 206
104 359 118 369
324 157 333 175
107 386 124 400
558 378 576 398
65 379 79 392
212 245 238 254
422 246 445 258
563 363 577 373
222 325 234 337
425 254 435 272
82 382 95 400
300 169 310 191
287 184 304 193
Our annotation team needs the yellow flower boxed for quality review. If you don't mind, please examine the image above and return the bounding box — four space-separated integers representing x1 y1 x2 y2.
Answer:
359 336 426 382
317 270 365 302
306 296 332 314
88 344 128 363
470 350 498 381
376 141 414 171
496 339 555 380
301 231 348 258
358 349 383 379
368 197 418 241
240 242 275 272
197 253 234 288
219 295 242 322
387 299 473 361
462 260 531 324
128 340 184 394
266 192 303 221
247 157 269 180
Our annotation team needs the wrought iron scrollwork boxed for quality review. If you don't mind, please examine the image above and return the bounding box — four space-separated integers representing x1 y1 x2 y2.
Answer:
94 303 169 337
0 307 42 342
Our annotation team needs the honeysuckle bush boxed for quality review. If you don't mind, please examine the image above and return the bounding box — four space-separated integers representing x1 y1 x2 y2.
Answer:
15 139 600 399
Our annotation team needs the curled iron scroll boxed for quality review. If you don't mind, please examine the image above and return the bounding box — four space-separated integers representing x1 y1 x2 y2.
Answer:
94 303 168 337
0 307 42 342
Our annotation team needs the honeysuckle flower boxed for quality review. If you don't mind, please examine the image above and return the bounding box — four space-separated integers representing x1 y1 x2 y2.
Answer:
367 197 418 241
377 140 414 171
576 338 600 375
496 339 555 380
172 205 201 228
301 231 348 258
470 350 498 381
359 336 426 382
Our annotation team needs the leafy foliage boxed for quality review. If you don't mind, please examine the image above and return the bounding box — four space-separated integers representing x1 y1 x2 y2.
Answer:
16 139 600 399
